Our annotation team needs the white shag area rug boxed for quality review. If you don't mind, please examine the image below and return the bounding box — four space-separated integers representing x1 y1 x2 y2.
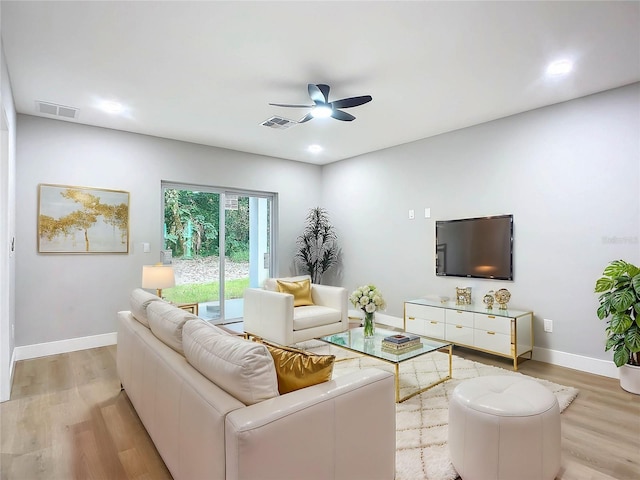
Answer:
295 340 579 480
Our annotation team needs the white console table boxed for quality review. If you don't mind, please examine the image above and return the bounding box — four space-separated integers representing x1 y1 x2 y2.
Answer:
404 299 533 370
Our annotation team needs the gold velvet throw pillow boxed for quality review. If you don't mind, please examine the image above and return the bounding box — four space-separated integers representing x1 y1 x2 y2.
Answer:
276 279 314 307
264 343 335 395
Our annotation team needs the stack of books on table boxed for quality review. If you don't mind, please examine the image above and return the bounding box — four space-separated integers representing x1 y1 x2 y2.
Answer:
381 334 422 354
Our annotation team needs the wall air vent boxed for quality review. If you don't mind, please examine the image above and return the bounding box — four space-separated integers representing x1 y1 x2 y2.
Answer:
35 101 79 119
260 116 297 130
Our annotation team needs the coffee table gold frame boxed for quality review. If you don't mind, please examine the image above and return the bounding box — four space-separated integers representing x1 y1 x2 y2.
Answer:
320 328 453 403
392 344 452 403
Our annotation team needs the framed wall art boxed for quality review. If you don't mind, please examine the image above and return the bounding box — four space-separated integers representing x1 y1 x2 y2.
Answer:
38 184 130 254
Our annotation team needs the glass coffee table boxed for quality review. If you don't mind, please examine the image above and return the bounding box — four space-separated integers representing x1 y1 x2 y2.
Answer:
320 327 452 403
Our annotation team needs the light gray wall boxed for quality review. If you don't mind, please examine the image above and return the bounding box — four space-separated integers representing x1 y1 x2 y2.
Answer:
15 115 322 346
321 83 640 363
1 39 18 401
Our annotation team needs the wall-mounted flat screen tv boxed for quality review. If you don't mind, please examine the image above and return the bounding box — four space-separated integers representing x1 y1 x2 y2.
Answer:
435 214 513 280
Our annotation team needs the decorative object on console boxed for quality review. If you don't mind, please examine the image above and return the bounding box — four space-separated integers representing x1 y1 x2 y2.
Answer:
350 284 386 338
494 288 511 309
295 207 339 284
455 287 472 305
595 259 640 394
483 290 495 309
142 264 175 298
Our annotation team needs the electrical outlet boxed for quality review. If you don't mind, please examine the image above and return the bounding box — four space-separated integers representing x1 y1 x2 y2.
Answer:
408 209 415 219
544 319 553 333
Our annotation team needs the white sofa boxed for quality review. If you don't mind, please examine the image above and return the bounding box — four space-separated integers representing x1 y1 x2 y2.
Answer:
243 275 349 345
117 289 396 480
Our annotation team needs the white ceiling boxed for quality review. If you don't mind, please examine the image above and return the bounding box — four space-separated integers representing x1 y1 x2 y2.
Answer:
2 1 639 165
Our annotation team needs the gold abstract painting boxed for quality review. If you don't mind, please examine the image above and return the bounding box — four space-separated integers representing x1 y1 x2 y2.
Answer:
38 184 130 253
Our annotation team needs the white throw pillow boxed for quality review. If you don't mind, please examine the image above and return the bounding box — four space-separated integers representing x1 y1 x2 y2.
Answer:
147 301 197 355
263 275 311 292
129 288 162 327
183 320 279 405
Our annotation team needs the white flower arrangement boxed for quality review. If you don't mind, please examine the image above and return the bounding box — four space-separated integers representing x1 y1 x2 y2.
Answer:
350 284 386 314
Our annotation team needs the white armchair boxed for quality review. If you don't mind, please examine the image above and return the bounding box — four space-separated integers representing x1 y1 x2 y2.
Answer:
243 275 349 346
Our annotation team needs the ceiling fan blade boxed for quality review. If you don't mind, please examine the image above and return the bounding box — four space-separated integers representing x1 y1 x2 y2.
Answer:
269 103 314 108
331 110 356 122
298 112 315 123
317 84 331 103
308 83 329 105
330 95 372 109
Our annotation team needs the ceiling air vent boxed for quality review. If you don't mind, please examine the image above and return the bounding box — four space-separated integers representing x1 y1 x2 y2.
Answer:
35 101 79 119
260 116 297 130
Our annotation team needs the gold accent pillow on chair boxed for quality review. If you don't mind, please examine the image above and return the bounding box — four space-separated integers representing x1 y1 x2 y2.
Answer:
276 278 314 307
263 343 335 394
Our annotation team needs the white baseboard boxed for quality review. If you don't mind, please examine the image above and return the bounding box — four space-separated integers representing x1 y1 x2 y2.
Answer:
373 313 404 329
532 346 618 379
14 332 117 361
9 347 16 384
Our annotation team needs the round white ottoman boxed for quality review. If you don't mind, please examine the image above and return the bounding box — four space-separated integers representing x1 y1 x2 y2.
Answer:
448 375 560 480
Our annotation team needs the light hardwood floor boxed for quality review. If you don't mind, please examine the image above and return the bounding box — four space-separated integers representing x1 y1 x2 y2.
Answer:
1 344 639 480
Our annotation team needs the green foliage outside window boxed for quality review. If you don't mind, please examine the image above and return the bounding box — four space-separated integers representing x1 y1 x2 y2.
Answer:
163 189 250 260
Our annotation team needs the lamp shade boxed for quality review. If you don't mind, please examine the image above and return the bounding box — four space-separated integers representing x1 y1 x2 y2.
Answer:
142 265 175 297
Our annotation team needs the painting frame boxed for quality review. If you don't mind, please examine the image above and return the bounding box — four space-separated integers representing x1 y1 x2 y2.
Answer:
38 183 130 254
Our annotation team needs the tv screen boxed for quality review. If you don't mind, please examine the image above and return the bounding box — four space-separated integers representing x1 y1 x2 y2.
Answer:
435 214 513 280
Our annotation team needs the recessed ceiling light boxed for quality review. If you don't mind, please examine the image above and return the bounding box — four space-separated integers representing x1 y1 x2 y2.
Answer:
99 100 125 114
308 144 323 153
546 59 573 76
311 105 332 118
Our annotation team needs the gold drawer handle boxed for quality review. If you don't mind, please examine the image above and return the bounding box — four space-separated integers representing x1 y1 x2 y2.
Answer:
456 310 463 314
487 331 496 335
456 325 463 329
488 315 495 319
408 316 416 320
430 321 438 324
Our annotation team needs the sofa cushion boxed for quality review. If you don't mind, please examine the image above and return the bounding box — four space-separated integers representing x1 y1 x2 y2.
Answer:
263 342 335 394
276 278 314 307
129 288 162 327
293 305 342 330
264 275 311 292
184 317 233 337
147 301 197 355
183 320 279 405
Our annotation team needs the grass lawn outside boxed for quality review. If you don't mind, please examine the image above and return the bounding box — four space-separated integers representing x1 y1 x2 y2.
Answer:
163 277 249 304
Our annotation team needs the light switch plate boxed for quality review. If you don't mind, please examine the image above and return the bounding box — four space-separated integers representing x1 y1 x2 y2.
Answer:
408 209 415 219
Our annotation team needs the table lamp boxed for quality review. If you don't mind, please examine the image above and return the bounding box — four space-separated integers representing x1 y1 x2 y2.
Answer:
142 264 175 298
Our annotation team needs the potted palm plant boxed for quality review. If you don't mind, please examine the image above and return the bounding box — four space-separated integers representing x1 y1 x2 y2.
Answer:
295 207 339 284
595 259 640 394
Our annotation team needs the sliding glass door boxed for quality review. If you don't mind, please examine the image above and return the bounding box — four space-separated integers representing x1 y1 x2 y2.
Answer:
162 183 274 324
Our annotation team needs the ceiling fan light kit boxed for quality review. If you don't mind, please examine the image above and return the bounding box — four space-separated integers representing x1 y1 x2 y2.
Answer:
269 83 372 123
311 105 333 118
